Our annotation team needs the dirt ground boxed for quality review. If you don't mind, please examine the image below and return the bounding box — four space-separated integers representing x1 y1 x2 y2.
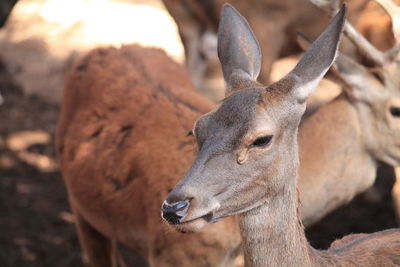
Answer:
0 59 397 266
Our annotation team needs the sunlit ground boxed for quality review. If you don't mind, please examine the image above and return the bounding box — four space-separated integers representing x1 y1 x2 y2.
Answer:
0 0 184 102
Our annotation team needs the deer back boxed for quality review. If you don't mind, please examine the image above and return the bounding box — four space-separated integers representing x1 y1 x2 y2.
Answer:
57 45 243 259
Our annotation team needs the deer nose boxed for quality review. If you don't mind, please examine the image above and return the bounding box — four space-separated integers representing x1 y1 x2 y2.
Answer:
161 200 190 224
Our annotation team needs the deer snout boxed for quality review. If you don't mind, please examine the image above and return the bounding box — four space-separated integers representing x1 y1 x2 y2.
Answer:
161 200 190 224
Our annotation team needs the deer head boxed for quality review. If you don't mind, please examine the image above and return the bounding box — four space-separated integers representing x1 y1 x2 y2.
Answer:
314 0 400 166
333 54 400 166
161 4 346 233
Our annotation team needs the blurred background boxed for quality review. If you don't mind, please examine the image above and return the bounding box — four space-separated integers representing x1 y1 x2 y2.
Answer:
0 0 397 266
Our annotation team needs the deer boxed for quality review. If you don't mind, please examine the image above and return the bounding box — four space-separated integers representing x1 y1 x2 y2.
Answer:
299 0 400 225
56 37 242 267
57 1 400 267
300 0 400 225
162 0 396 100
162 4 400 267
162 0 332 100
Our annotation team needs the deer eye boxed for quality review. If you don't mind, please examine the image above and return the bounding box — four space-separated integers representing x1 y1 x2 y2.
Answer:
390 107 400 118
251 135 273 148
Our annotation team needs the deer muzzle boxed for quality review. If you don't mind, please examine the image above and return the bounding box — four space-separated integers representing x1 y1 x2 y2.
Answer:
161 200 190 224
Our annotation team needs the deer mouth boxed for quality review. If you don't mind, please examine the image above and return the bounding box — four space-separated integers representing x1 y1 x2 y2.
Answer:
162 193 221 232
173 212 215 233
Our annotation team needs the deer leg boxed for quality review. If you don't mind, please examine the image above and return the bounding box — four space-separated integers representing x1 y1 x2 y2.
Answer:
74 211 117 267
392 167 400 225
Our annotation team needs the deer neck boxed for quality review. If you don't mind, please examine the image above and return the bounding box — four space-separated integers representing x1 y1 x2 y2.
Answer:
238 141 313 267
298 95 377 226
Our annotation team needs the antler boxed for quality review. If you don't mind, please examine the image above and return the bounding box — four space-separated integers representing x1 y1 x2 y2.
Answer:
343 22 387 66
310 0 400 66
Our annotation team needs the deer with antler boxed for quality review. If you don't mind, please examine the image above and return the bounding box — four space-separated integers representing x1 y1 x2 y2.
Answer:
369 0 400 225
163 4 400 266
57 1 400 266
298 0 400 225
302 0 400 225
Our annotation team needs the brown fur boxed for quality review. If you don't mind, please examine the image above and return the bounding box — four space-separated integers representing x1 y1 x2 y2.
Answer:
57 45 241 267
298 95 375 225
324 229 400 266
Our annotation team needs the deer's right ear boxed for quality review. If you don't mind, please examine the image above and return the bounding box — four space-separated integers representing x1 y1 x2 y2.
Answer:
286 4 346 104
218 4 261 95
333 52 384 102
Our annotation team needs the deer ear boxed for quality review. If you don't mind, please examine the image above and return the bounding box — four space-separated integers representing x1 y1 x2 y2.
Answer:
333 52 384 101
218 4 261 94
287 4 346 103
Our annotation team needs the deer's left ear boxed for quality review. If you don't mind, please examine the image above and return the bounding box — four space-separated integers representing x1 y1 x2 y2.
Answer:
286 4 346 103
218 4 262 95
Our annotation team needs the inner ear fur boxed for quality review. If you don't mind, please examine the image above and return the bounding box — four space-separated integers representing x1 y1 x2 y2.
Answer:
284 4 347 104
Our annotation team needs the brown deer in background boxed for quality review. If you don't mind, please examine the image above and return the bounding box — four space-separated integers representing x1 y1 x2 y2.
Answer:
57 1 400 266
163 5 400 266
162 0 333 98
57 43 241 267
162 0 396 100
